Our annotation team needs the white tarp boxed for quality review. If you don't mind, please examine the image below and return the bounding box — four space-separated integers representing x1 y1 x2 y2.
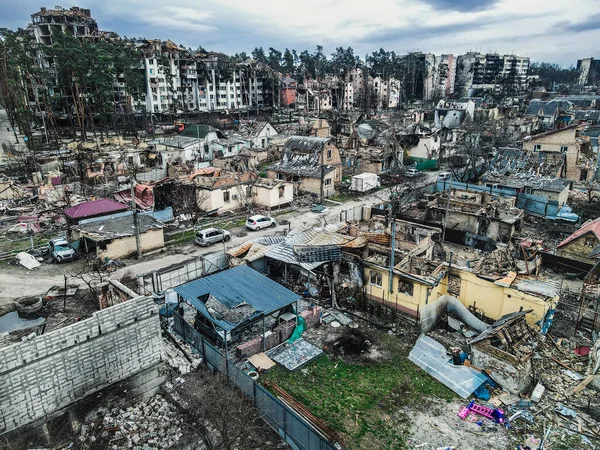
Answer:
16 252 41 270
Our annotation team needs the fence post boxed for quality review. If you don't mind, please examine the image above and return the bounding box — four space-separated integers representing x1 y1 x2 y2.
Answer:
30 236 34 250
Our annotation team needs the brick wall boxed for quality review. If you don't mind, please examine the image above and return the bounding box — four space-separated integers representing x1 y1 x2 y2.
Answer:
0 297 163 435
236 307 322 359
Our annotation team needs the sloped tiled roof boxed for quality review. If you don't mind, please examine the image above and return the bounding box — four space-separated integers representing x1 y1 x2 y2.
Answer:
558 217 600 248
64 198 128 220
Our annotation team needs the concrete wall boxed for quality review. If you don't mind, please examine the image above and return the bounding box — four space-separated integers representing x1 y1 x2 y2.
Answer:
0 297 163 434
99 229 165 260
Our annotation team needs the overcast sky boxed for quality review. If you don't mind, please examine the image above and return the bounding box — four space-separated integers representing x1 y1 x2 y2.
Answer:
2 0 599 66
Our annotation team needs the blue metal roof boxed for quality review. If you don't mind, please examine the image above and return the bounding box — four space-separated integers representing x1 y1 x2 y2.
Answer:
173 265 300 332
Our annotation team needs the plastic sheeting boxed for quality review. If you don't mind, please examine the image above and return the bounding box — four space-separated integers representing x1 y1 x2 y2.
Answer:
409 335 488 398
289 316 305 343
420 295 489 334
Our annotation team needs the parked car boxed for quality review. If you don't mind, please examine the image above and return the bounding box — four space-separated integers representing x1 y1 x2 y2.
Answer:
405 168 421 178
437 171 452 182
194 228 231 246
48 238 77 263
246 215 276 231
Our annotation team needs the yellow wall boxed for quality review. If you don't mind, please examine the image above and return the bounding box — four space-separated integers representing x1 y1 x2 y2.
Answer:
522 128 576 152
557 233 598 264
94 229 165 260
364 265 557 329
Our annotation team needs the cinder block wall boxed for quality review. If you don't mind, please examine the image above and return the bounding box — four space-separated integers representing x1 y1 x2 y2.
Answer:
0 297 163 435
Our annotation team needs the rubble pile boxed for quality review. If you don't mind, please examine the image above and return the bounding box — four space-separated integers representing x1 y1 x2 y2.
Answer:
493 337 600 448
79 395 184 449
162 337 202 374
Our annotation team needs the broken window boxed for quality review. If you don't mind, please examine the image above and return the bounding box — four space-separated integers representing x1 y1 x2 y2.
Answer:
325 178 332 186
560 146 568 153
277 173 285 180
223 191 230 203
586 237 596 247
370 271 382 287
278 186 285 198
533 144 541 152
397 280 414 296
327 149 332 160
448 275 461 296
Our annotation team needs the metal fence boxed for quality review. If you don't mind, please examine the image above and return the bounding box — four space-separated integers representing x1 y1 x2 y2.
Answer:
172 313 337 450
138 250 228 294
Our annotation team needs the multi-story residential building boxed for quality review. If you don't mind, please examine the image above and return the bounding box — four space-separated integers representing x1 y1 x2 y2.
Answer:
455 52 530 96
577 58 600 88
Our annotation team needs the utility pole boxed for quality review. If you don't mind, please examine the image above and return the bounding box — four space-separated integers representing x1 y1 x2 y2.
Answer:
388 202 396 294
441 176 453 243
130 177 143 259
320 152 325 205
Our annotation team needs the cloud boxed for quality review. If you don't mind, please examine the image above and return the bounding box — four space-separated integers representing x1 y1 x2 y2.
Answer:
556 13 600 33
419 0 498 12
1 0 600 66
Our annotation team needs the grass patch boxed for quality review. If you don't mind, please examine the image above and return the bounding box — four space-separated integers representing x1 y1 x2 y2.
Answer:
261 332 455 449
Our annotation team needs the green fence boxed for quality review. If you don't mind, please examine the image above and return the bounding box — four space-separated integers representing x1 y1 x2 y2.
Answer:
410 157 438 171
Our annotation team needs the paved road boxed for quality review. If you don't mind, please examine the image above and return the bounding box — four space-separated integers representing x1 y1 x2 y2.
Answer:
0 188 390 301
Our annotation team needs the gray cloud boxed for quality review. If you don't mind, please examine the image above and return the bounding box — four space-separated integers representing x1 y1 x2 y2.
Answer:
419 0 498 12
555 13 600 32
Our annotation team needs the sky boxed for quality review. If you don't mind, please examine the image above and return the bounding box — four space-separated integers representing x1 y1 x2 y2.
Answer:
1 0 599 66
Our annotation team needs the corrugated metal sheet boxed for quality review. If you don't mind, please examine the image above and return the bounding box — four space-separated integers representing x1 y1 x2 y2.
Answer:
173 265 300 332
408 335 488 398
294 245 342 262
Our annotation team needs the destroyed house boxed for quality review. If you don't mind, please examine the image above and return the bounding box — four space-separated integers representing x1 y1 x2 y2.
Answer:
522 125 593 182
469 310 535 394
426 189 524 245
364 256 558 331
72 213 164 260
173 265 300 345
267 136 341 197
557 217 600 265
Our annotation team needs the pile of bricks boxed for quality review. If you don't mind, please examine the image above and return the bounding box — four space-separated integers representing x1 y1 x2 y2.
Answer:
236 306 322 359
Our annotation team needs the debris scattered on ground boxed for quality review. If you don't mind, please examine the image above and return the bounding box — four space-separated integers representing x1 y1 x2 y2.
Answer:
78 394 184 449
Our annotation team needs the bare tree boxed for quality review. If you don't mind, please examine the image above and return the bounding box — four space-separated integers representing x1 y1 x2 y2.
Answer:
175 370 281 450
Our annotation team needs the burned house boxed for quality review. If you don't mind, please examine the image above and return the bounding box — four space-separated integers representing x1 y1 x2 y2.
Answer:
343 145 402 176
73 213 165 260
469 310 535 394
426 189 524 247
267 136 342 197
522 125 594 182
557 217 600 265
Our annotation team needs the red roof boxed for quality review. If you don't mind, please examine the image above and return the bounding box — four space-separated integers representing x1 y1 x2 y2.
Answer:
64 198 129 220
557 218 600 248
113 184 154 210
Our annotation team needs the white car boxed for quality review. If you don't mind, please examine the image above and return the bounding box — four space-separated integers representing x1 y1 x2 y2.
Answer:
246 215 277 231
405 168 421 178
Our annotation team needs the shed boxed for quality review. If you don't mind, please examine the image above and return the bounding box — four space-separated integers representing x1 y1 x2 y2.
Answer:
173 266 301 348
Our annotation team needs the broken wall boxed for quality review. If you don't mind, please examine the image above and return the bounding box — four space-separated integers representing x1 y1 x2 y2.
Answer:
0 296 163 434
471 343 532 394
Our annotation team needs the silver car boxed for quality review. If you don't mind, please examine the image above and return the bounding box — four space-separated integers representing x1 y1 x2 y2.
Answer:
194 228 231 246
48 238 77 262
